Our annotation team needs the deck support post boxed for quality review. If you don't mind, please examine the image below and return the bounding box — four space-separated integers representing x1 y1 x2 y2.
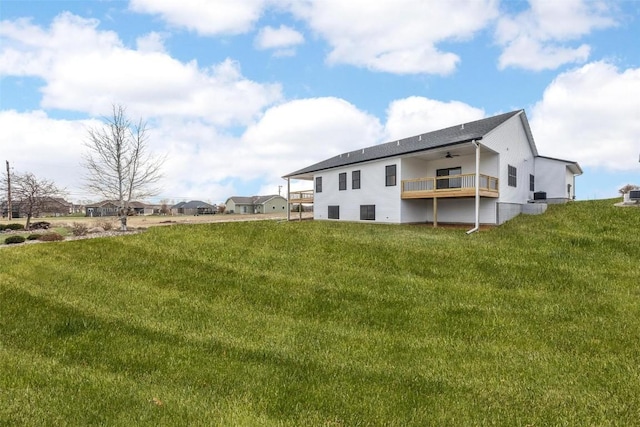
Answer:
433 197 438 228
286 178 291 221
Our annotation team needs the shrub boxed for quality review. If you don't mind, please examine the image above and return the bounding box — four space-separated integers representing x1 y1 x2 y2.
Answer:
27 234 41 240
71 222 89 236
4 223 25 231
0 224 5 231
95 220 114 231
5 235 26 245
39 232 65 242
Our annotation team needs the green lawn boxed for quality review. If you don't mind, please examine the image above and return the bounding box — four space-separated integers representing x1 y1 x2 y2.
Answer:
1 199 639 425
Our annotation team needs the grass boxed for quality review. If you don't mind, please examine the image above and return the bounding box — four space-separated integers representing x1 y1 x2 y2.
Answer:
0 199 639 425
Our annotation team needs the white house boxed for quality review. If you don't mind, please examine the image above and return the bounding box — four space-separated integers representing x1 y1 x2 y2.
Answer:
225 195 288 214
283 110 582 228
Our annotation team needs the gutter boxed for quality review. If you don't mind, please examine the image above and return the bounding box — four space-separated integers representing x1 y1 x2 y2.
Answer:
466 140 481 234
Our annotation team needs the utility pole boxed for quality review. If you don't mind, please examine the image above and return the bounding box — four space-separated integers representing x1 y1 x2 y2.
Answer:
278 185 282 196
5 160 12 220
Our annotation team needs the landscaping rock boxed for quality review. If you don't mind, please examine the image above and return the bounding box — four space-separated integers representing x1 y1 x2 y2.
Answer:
88 226 105 234
30 221 51 230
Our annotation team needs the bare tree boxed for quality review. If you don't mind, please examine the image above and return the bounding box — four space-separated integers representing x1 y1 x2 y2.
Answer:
83 105 165 230
159 198 171 215
9 172 65 230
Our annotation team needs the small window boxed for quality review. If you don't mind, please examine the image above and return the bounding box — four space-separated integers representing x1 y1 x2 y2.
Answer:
339 172 347 190
315 176 322 193
529 174 535 192
352 170 361 189
508 165 517 187
360 205 375 220
385 165 396 187
328 205 340 219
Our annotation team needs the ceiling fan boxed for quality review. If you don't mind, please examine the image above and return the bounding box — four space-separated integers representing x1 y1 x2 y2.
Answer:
445 151 460 158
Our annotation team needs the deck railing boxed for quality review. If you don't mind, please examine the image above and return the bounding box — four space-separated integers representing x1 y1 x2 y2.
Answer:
288 189 314 203
402 173 499 198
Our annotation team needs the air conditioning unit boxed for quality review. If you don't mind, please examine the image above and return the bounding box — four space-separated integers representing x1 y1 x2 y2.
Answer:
629 190 640 201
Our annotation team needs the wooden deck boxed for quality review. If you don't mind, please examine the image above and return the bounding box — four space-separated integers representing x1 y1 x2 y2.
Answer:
401 174 499 199
288 190 314 204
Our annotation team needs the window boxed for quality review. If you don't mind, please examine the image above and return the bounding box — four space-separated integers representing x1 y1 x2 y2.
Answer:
339 172 347 190
360 205 375 220
352 170 361 189
529 174 535 191
436 167 462 189
385 165 396 186
508 165 517 187
315 176 322 193
328 205 340 219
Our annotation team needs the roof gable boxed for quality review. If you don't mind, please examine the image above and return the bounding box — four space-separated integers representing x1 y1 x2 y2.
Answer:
284 110 523 178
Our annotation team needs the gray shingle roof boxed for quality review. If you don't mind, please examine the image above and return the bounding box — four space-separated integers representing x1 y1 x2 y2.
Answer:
283 110 523 178
227 195 283 205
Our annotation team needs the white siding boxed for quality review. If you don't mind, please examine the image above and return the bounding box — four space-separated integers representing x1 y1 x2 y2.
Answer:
534 157 573 200
427 198 497 224
314 159 401 223
482 114 536 204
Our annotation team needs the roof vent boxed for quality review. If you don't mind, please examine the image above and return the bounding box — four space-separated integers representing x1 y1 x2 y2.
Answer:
419 135 422 141
397 140 400 146
461 124 464 130
362 149 365 153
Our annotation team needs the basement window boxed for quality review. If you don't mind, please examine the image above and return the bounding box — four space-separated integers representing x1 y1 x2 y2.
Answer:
328 205 340 219
360 205 375 221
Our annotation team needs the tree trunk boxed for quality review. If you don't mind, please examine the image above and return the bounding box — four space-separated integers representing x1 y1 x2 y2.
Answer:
118 207 128 231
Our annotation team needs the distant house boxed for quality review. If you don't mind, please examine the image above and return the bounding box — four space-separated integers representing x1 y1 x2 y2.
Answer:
85 200 153 217
283 110 582 226
170 200 217 215
1 197 72 218
225 195 287 214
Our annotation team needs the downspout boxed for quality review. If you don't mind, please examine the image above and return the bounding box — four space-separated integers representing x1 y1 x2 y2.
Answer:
466 140 480 234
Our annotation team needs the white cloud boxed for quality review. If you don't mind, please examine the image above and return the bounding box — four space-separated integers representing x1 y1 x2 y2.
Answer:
128 0 268 36
289 0 498 75
254 25 304 52
240 97 384 177
0 12 282 124
136 31 166 53
384 97 485 141
531 62 640 171
0 110 96 198
496 0 616 70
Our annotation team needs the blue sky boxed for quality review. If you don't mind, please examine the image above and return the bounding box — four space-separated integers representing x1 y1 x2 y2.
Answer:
1 0 639 204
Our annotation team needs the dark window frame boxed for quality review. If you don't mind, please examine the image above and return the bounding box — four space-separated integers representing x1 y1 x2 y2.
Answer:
352 170 361 189
385 165 397 187
436 166 462 189
328 205 340 219
315 176 322 193
508 165 517 187
338 172 347 191
360 205 375 221
529 174 535 192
